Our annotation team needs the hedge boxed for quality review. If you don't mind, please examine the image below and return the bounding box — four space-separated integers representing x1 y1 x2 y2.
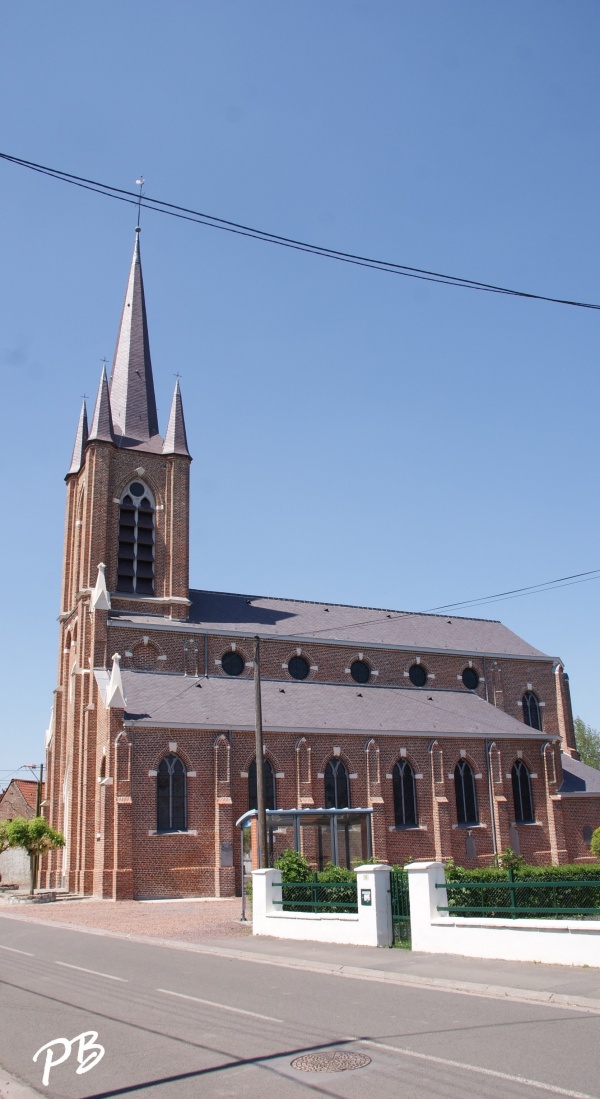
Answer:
444 862 600 918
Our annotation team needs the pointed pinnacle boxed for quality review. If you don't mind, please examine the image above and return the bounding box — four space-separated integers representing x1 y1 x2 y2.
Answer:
66 399 89 476
163 378 191 457
88 365 114 443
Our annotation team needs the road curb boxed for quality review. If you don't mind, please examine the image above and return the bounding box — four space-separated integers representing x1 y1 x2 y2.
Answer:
2 910 600 1015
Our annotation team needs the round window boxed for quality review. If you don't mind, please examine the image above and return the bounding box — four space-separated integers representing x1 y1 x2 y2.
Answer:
408 663 427 687
462 667 479 690
350 660 370 684
129 482 146 497
222 651 244 677
288 655 310 681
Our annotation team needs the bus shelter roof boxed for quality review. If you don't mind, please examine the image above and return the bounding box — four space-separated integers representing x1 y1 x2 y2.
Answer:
236 807 373 828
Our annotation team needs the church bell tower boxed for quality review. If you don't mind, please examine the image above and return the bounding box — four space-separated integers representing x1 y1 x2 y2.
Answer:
45 231 192 894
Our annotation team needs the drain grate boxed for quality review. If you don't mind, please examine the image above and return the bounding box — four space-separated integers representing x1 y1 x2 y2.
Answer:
291 1051 371 1073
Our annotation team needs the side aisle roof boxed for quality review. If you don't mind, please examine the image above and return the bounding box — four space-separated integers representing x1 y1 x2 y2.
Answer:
95 669 552 738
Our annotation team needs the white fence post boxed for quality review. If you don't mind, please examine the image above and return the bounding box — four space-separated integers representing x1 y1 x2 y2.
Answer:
405 861 447 952
252 867 281 935
354 864 393 947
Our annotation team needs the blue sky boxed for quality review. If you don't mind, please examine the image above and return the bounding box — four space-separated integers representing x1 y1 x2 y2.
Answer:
1 1 599 780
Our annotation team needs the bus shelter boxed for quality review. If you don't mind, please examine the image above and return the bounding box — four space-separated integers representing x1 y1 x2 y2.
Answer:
236 806 373 879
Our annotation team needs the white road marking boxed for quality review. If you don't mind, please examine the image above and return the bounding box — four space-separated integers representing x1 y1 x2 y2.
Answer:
157 988 282 1023
360 1039 599 1099
0 944 34 956
54 962 127 982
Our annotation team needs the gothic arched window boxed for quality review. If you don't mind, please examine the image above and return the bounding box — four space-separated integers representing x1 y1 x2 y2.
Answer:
117 481 155 595
156 754 187 832
522 691 542 730
324 759 350 809
454 760 478 825
393 760 418 827
248 759 277 811
512 760 534 823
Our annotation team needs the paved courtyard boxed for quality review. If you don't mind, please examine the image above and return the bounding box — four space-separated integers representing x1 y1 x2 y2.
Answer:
0 894 251 941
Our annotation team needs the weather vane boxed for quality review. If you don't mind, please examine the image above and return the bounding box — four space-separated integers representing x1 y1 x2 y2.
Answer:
135 176 145 229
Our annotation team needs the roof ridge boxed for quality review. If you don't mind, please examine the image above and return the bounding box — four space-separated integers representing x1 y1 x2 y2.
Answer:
188 588 501 625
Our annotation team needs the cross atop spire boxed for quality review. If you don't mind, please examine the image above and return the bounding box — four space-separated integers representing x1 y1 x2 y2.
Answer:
108 231 160 445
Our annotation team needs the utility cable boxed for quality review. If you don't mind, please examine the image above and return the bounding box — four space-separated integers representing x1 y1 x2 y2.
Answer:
281 567 600 638
1 151 599 311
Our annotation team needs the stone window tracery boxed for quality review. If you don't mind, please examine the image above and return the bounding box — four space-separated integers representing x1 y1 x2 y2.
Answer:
156 753 187 831
454 759 478 825
117 481 155 595
512 760 534 823
324 759 350 809
393 759 418 827
248 758 276 811
522 691 542 730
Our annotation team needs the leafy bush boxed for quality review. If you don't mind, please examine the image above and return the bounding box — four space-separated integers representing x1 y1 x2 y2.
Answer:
498 847 526 871
318 861 356 882
591 828 600 859
273 853 358 912
274 849 312 882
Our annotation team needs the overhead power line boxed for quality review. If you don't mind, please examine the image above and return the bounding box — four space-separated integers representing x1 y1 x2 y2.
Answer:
289 568 600 638
2 151 599 311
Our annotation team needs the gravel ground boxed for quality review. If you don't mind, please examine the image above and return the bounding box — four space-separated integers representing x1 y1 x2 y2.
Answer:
0 896 252 941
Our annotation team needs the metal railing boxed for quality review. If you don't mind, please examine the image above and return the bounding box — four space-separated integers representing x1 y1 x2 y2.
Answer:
273 876 358 913
437 869 600 920
390 869 411 946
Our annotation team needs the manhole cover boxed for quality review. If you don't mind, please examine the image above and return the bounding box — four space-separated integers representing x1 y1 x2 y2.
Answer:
291 1051 371 1073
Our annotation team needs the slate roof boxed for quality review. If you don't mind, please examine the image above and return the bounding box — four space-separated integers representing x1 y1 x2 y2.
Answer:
110 590 552 659
559 753 600 793
95 669 548 738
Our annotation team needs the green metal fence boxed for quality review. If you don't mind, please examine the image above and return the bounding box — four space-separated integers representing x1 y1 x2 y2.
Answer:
438 869 600 920
273 876 358 913
390 869 411 946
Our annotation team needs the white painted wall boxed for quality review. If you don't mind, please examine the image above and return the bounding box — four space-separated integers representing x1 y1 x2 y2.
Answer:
252 865 392 947
406 860 600 968
0 847 30 889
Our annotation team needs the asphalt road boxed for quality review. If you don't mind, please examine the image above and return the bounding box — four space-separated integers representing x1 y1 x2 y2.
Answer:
0 916 599 1099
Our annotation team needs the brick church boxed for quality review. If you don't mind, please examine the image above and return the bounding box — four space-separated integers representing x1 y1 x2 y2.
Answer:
43 232 600 899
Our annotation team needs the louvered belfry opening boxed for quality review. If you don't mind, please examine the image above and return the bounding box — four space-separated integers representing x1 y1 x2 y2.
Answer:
117 480 155 595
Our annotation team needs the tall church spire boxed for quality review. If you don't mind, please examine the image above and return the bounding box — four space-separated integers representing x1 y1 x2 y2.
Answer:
163 379 190 457
108 229 159 444
66 400 88 476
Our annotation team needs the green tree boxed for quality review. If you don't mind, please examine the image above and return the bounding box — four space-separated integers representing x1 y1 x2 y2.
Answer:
574 718 600 770
4 817 64 895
